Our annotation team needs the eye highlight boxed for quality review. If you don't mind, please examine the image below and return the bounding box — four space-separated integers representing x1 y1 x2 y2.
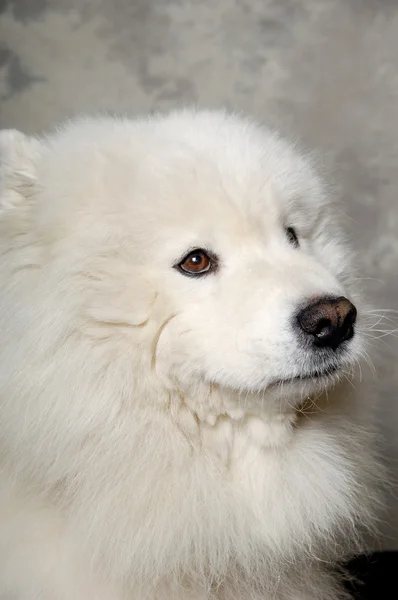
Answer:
285 226 299 248
175 249 217 277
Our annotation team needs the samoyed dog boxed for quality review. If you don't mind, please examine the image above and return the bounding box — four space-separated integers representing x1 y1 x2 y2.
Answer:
0 110 380 599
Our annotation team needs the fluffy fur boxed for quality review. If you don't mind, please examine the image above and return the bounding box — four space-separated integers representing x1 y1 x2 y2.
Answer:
0 110 381 599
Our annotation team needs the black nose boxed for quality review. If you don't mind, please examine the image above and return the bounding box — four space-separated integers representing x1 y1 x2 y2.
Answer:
296 296 357 349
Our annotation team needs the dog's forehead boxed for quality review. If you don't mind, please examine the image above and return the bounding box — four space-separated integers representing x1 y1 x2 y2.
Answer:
127 155 282 247
38 113 325 246
128 118 315 217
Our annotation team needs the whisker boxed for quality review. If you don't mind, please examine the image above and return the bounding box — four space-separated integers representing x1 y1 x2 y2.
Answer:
354 357 363 383
358 349 377 376
361 329 398 340
341 370 357 391
350 277 386 284
363 308 398 314
360 336 394 353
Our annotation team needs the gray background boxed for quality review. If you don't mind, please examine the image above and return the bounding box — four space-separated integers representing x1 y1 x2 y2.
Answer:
1 0 397 548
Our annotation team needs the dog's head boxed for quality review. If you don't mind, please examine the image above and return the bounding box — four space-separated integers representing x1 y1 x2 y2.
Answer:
0 111 362 418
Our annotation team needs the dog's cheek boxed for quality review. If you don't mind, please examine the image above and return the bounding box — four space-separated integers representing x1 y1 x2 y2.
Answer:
153 312 215 393
86 283 156 328
81 261 158 332
153 319 184 391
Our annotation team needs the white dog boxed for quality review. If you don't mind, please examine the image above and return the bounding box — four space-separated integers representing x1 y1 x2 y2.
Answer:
0 110 381 599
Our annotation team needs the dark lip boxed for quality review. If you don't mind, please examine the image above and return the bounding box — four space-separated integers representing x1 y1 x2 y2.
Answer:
271 365 339 386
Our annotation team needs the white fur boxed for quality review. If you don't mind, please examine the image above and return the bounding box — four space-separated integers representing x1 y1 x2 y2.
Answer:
0 110 381 599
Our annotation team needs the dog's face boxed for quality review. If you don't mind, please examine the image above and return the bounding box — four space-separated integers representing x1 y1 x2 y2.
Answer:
122 112 361 403
0 111 362 412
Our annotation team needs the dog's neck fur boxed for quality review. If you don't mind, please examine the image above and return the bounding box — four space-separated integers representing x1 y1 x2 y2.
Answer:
164 382 319 454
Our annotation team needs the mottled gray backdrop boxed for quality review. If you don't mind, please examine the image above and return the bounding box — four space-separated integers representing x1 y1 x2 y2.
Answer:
1 0 397 548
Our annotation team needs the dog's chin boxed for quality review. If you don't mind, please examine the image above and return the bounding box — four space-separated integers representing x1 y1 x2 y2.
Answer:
200 365 343 407
266 365 342 398
271 365 339 386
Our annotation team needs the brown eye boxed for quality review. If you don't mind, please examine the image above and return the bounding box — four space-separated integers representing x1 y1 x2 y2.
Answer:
176 249 215 276
285 227 299 248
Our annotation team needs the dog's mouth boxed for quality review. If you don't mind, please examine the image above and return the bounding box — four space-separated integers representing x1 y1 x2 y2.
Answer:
270 365 340 387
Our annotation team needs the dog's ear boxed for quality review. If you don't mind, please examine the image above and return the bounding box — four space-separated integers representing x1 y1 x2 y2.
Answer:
0 129 41 216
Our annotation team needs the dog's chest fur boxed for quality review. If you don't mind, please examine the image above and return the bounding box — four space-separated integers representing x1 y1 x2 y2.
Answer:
163 403 369 566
